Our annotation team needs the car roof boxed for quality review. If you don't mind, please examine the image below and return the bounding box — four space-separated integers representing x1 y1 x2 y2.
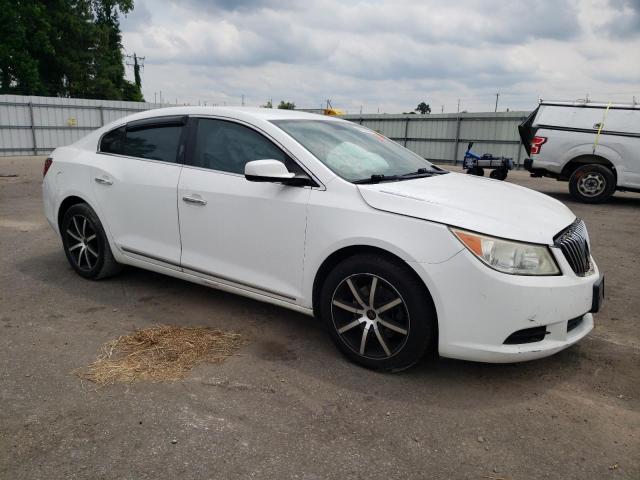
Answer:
71 106 346 153
123 106 344 122
540 100 640 110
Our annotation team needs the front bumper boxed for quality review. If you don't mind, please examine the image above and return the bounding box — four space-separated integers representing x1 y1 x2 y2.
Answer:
413 248 599 363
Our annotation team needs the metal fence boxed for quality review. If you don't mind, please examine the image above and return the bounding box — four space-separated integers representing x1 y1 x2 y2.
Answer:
0 94 165 156
1 94 530 164
341 111 530 166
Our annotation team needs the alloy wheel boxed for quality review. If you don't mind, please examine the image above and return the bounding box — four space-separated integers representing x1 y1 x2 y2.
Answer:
65 215 100 271
331 273 410 359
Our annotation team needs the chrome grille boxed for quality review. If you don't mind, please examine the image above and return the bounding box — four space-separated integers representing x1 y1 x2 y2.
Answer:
554 219 592 276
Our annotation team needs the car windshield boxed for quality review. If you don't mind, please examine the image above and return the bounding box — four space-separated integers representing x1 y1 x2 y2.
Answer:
272 119 440 182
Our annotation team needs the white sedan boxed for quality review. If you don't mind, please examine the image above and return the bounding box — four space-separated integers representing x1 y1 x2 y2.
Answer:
42 107 604 370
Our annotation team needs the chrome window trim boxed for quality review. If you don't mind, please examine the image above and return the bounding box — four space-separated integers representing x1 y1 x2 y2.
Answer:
95 151 184 168
96 114 326 190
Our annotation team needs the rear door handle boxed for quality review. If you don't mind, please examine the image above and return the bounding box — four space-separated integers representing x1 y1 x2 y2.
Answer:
94 176 113 186
182 195 207 206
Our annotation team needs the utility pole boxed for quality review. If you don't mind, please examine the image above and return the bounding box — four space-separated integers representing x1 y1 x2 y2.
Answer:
441 105 444 114
154 92 157 104
241 94 245 106
359 105 363 115
494 92 500 112
125 53 145 96
457 98 461 113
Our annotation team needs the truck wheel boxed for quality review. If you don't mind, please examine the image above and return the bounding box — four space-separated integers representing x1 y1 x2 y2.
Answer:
569 164 615 203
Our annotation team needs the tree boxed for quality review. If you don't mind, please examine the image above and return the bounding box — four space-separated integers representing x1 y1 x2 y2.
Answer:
0 0 142 100
278 100 295 110
415 102 431 114
261 100 273 108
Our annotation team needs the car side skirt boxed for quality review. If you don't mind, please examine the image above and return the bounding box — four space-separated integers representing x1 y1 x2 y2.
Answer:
119 247 315 317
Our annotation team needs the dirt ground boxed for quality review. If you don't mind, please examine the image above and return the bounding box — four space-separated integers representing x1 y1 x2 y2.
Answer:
1 156 638 480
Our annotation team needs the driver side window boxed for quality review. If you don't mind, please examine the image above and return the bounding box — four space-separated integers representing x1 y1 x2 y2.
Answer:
190 118 302 175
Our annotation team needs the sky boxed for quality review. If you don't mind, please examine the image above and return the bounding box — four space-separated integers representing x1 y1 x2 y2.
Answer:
120 0 640 113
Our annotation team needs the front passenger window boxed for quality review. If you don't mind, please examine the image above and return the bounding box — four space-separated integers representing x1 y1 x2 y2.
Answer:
191 118 300 174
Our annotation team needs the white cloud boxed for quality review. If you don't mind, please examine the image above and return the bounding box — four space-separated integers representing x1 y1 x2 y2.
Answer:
121 0 640 113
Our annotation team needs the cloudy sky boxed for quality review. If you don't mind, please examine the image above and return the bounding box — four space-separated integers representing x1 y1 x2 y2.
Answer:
120 0 640 113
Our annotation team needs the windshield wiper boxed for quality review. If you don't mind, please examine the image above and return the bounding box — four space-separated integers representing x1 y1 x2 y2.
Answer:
353 168 446 184
402 167 449 176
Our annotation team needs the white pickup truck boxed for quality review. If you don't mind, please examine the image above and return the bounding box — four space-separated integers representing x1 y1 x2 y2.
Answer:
520 100 640 203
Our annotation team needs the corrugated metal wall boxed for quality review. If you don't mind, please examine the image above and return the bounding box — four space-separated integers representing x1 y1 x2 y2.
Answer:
1 95 530 165
0 95 165 156
342 111 530 165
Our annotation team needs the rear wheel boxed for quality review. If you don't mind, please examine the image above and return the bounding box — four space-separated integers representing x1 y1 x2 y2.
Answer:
319 254 436 371
569 164 615 203
490 168 508 180
61 203 122 279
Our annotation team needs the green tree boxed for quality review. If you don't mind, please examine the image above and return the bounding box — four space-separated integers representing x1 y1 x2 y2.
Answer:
415 102 431 114
278 100 295 110
0 0 143 100
261 99 273 108
0 0 48 94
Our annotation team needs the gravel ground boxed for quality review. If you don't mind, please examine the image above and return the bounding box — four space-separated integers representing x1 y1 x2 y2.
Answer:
1 156 638 479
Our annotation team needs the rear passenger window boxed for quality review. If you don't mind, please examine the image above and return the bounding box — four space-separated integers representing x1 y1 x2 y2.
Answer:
99 126 125 154
190 118 301 174
122 125 184 163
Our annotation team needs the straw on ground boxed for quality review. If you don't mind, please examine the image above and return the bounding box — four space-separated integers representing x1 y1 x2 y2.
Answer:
78 325 243 385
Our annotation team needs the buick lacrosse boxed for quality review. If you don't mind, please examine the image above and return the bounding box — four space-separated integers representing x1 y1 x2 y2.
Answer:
43 107 604 370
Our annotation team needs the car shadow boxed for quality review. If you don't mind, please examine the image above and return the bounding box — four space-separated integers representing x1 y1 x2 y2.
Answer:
543 191 640 209
15 249 611 412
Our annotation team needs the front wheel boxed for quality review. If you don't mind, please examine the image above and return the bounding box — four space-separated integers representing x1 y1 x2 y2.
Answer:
569 164 615 203
319 254 437 371
61 203 122 279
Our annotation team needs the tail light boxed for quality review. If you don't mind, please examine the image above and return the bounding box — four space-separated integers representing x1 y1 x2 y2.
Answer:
43 157 53 178
530 136 547 155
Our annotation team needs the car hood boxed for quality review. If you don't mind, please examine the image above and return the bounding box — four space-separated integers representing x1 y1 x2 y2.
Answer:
356 172 575 245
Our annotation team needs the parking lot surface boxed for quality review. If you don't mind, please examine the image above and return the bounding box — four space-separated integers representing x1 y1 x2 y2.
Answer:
1 156 638 479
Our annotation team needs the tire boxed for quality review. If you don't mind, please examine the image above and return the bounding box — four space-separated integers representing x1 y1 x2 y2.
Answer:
61 203 122 280
467 167 484 176
319 254 437 371
569 164 615 203
490 169 507 180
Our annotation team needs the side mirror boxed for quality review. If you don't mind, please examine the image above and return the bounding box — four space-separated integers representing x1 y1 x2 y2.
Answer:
245 160 313 186
245 160 295 182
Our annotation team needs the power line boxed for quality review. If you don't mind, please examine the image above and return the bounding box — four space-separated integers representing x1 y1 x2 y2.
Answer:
124 54 145 71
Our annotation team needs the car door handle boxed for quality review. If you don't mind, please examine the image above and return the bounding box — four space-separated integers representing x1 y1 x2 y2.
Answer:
94 176 113 186
182 195 207 206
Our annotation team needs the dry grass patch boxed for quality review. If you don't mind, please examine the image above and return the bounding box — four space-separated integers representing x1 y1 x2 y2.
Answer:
78 325 243 385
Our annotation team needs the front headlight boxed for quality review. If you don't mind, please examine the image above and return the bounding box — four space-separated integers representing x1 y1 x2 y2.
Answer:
451 228 560 276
